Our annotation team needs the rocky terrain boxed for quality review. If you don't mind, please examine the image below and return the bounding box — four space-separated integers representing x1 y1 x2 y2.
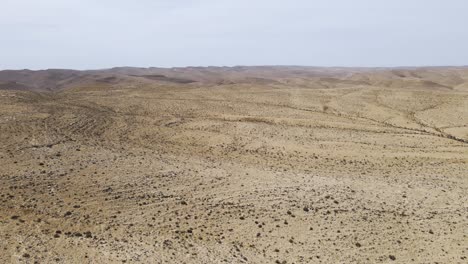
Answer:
0 66 467 263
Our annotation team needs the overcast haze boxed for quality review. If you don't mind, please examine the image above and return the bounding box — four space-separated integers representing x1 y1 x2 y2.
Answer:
1 0 467 70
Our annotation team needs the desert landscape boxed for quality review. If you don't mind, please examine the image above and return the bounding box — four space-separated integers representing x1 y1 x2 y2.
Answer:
0 66 467 263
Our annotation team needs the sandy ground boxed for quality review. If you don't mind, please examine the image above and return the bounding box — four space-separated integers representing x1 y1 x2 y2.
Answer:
0 78 467 263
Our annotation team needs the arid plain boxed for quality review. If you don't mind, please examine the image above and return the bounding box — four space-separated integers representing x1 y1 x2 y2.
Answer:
0 66 467 263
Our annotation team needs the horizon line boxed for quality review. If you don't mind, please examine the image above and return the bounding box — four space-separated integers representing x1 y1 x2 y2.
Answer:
1 64 468 72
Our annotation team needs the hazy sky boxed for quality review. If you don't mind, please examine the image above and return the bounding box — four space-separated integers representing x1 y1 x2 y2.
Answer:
1 0 467 69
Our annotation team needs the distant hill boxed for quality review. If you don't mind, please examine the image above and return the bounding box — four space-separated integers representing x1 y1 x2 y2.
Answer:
1 66 468 91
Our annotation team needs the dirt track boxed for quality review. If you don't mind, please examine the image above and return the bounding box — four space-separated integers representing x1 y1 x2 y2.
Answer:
1 73 467 263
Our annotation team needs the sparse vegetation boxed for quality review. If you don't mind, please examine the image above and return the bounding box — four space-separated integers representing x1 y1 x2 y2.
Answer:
0 67 467 263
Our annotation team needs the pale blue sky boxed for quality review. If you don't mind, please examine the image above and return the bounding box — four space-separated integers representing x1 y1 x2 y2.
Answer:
1 0 467 69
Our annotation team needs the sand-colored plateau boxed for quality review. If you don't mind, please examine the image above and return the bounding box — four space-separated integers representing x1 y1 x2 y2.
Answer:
0 66 467 263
